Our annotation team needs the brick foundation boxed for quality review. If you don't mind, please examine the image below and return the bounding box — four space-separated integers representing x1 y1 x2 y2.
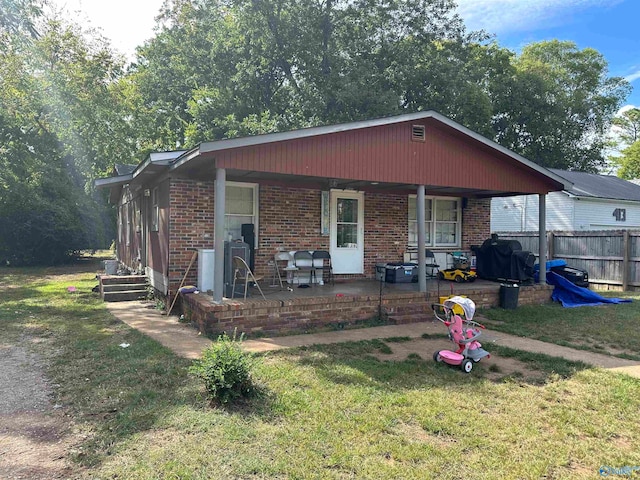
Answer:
181 283 553 337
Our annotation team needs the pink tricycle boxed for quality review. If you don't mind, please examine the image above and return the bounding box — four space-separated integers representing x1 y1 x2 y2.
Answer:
432 296 490 373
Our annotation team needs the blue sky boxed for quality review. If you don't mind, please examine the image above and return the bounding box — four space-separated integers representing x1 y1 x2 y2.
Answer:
53 0 639 108
456 0 639 108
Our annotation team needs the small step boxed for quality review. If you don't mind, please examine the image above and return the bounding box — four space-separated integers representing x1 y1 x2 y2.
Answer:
100 275 147 286
103 283 148 293
103 289 149 302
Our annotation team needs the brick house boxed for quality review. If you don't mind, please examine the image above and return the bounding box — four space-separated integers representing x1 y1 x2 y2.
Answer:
97 111 567 334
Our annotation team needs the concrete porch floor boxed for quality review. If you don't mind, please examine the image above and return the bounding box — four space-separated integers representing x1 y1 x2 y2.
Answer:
218 277 503 304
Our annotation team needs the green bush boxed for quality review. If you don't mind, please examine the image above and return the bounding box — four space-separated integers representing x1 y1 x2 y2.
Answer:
189 331 256 404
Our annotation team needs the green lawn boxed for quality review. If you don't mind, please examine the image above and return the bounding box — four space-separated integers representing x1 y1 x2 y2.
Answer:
480 292 640 361
2 258 640 479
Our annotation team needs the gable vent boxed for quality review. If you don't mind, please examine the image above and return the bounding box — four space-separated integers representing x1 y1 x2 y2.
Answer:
411 124 426 142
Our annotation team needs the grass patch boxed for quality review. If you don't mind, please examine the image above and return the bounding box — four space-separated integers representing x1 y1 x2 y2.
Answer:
382 336 412 343
3 260 640 479
481 294 640 360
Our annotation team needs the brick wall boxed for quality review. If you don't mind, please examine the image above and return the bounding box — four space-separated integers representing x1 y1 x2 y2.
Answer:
255 185 327 278
364 192 407 275
168 179 215 293
164 181 493 295
181 283 553 337
462 198 491 250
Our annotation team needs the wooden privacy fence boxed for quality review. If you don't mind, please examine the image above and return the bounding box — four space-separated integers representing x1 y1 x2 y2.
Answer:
494 230 640 291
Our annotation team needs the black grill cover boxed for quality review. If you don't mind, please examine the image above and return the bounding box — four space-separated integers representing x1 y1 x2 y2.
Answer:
473 238 535 283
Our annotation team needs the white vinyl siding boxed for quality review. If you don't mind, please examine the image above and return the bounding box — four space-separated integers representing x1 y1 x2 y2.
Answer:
574 198 640 230
491 193 573 232
491 192 640 232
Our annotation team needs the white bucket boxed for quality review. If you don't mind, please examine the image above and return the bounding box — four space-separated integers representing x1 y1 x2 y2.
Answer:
104 260 118 275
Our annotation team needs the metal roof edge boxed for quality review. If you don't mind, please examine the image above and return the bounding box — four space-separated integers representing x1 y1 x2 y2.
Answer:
94 173 133 189
571 195 640 205
196 111 436 155
170 145 203 172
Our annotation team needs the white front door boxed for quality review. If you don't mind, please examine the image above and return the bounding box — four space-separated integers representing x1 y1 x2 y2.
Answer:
330 190 364 274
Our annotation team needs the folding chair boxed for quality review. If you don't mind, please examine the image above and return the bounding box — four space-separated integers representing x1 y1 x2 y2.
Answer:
272 252 296 288
231 256 266 300
293 251 314 286
312 250 334 285
425 249 440 278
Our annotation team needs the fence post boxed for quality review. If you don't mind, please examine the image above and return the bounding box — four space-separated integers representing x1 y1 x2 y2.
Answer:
623 230 630 291
547 231 554 260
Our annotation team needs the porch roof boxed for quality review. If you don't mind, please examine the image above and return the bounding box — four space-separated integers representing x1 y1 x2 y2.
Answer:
96 111 571 198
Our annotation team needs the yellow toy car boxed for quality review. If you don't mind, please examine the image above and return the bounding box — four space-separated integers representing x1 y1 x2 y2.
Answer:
438 268 477 283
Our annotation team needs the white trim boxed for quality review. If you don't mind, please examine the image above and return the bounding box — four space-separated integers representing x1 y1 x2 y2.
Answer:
146 266 169 295
225 181 259 247
151 187 159 232
408 194 462 248
330 189 365 274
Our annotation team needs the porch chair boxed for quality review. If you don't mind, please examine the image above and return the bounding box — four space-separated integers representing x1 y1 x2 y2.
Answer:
425 249 440 278
293 250 314 286
272 252 297 289
231 256 266 300
312 250 334 285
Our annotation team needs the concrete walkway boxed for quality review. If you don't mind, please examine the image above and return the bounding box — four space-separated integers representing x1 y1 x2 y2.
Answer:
106 301 640 378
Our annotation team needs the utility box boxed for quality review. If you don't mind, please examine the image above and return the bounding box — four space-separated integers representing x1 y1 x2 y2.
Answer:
197 249 215 293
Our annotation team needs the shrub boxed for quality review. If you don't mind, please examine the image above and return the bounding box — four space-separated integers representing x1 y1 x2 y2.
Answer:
189 330 256 404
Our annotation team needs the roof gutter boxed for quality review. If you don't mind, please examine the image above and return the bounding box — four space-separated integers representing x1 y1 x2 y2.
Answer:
94 174 133 189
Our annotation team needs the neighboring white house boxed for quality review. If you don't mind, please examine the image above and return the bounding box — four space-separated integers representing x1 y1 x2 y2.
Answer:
491 169 640 232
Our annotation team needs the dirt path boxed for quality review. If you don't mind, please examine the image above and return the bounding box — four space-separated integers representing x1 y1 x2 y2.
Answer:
107 301 640 379
0 343 79 480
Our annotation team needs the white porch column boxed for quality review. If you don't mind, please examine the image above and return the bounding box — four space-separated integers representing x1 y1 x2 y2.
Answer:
417 185 427 293
538 193 547 284
213 168 226 303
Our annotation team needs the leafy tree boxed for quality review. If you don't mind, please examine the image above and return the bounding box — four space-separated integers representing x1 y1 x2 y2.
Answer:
493 40 630 172
129 0 494 148
617 141 640 180
0 9 134 264
612 107 640 146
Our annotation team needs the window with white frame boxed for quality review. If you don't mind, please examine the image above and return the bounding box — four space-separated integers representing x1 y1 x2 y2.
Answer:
408 196 461 247
225 182 259 243
151 187 159 232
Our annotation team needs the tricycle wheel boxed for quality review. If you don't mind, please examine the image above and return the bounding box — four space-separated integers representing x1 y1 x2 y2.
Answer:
461 359 473 373
454 275 464 283
433 351 443 363
437 272 444 280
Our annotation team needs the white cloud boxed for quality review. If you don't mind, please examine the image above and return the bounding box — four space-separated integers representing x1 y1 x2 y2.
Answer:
455 0 623 35
624 70 640 83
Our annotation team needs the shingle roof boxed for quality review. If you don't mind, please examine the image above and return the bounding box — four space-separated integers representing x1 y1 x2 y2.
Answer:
549 169 640 202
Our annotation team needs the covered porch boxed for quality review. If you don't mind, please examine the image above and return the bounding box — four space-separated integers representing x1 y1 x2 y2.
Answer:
181 278 553 337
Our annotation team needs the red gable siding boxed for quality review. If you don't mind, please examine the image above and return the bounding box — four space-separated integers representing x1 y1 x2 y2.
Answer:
211 119 557 195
